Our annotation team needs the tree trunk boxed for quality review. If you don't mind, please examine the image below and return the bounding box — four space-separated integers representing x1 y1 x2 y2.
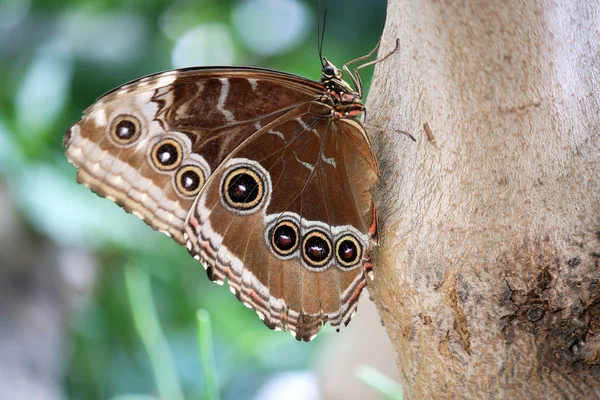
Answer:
367 0 600 398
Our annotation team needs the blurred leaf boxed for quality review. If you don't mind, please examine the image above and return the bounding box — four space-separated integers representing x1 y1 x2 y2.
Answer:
110 395 160 400
61 8 148 64
196 310 220 400
252 371 319 400
232 0 311 57
12 164 160 249
126 263 185 400
159 1 226 40
355 364 404 400
0 0 30 33
15 40 73 147
172 23 235 68
0 119 24 173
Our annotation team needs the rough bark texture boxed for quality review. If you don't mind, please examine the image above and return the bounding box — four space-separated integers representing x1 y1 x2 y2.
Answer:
367 1 600 398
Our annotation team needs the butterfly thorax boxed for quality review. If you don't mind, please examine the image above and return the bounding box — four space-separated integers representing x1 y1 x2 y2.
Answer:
319 58 365 119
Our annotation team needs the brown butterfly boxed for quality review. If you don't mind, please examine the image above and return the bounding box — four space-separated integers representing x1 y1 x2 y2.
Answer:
63 39 398 341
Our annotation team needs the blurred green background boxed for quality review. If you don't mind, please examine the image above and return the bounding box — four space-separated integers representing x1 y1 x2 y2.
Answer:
0 0 393 399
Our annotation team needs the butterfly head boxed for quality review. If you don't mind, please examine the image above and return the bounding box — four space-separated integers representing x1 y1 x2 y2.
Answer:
320 58 364 118
321 58 343 80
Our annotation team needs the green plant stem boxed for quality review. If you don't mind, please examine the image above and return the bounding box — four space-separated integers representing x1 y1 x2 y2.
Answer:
196 309 220 400
355 364 403 400
125 264 185 400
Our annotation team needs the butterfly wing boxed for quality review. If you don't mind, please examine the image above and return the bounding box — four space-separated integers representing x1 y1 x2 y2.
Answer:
184 101 378 341
64 67 378 341
64 68 322 243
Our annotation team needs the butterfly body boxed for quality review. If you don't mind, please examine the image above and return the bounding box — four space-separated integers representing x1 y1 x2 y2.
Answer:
65 61 378 341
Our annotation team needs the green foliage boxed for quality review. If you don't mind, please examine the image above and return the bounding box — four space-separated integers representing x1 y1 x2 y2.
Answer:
196 310 219 400
355 365 404 400
0 0 393 398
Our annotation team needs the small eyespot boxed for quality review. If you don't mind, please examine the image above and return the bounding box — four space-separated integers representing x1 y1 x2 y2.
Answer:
222 167 264 211
151 139 183 171
270 220 299 256
175 165 205 197
302 230 332 268
335 234 362 268
110 115 141 145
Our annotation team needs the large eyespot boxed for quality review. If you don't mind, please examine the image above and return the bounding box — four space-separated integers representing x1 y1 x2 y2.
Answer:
335 234 362 268
270 220 299 256
222 167 264 211
302 230 332 268
110 115 141 145
175 165 205 197
151 139 183 171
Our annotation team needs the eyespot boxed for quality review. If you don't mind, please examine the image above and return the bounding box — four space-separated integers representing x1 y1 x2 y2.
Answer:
151 138 183 171
222 167 264 211
175 165 205 197
302 230 332 268
335 234 362 268
110 115 141 145
270 220 299 256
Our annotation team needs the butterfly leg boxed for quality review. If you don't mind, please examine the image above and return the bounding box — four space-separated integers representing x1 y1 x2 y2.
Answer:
343 38 400 97
363 123 417 142
343 36 383 69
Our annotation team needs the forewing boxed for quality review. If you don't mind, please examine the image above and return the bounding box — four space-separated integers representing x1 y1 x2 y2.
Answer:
64 68 322 243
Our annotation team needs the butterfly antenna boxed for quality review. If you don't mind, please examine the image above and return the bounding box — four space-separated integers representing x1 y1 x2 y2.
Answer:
317 0 321 64
317 3 328 67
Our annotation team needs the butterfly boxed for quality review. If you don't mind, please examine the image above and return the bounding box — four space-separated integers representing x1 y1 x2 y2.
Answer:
64 38 398 341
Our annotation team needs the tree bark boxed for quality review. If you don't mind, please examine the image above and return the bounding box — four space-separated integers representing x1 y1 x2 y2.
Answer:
367 1 600 398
